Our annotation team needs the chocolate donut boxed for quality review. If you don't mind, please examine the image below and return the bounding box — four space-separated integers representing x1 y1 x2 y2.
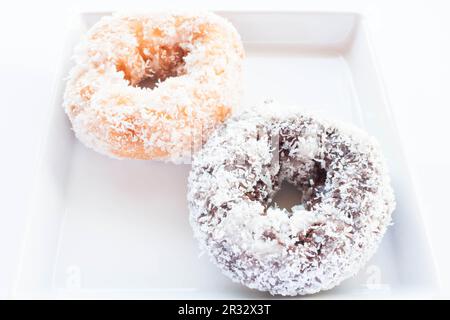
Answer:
187 102 395 295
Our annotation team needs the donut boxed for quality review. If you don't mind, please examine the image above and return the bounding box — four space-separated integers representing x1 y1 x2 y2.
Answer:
187 102 395 295
63 12 244 162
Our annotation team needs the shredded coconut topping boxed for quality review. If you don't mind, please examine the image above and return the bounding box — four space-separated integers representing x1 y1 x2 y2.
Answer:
188 101 395 296
63 11 244 162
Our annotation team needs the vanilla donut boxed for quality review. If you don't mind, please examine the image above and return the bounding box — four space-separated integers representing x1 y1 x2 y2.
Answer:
188 102 395 295
63 12 244 162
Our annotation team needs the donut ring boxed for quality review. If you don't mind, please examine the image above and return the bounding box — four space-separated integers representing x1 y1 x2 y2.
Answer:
188 103 395 295
64 12 244 161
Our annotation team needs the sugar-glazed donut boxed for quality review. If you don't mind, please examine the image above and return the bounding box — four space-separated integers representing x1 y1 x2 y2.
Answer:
188 102 395 295
64 12 244 162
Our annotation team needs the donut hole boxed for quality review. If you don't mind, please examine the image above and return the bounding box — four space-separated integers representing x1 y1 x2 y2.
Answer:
271 181 304 213
135 44 189 89
270 162 328 213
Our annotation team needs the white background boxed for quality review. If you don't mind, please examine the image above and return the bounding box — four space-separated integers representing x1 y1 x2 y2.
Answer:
0 0 449 299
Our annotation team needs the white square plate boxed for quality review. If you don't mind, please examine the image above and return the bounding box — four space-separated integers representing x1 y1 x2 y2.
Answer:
13 11 438 299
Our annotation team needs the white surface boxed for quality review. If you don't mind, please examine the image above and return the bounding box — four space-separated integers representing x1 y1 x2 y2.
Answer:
1 0 449 299
11 11 436 299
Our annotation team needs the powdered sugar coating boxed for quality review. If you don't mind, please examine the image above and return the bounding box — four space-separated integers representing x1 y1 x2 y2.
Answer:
64 11 244 162
188 102 395 296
